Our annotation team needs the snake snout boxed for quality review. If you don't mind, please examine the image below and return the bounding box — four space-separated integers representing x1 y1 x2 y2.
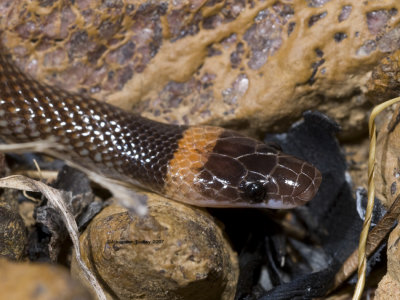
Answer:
294 166 322 202
274 155 322 206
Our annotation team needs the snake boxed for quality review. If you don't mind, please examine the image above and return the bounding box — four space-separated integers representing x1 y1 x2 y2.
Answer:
0 43 322 209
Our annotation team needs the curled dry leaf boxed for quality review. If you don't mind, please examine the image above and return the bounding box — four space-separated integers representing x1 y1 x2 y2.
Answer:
0 175 106 300
35 166 100 262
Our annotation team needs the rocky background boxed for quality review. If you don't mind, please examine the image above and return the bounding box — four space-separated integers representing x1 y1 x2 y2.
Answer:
1 0 400 299
1 0 399 136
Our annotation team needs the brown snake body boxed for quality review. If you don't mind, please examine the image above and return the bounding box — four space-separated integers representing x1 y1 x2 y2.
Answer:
0 44 321 208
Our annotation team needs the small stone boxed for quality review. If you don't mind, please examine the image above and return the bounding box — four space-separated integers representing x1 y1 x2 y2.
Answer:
71 193 238 300
0 258 91 300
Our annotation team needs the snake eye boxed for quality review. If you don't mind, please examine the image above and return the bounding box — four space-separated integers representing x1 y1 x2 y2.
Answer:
244 182 266 203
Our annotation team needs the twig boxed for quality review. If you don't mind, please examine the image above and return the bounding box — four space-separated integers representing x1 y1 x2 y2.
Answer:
353 96 400 299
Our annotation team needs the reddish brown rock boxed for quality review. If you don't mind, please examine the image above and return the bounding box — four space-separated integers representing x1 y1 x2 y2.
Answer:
71 193 238 300
1 1 400 138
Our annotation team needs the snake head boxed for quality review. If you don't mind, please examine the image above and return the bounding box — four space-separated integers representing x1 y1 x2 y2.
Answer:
165 127 322 209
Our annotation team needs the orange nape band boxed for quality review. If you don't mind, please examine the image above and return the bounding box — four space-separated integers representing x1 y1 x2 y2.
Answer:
164 126 224 205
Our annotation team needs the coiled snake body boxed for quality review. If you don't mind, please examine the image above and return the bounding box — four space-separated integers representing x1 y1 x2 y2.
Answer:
0 45 321 208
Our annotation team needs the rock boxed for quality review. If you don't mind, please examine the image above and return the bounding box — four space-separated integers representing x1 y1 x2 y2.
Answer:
375 274 400 299
387 222 400 283
71 193 238 300
373 104 400 298
375 223 400 299
366 50 400 104
375 105 400 207
343 137 370 190
0 189 27 260
1 1 400 137
0 258 91 300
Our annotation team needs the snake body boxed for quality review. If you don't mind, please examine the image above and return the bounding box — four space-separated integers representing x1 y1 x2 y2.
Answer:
0 45 321 208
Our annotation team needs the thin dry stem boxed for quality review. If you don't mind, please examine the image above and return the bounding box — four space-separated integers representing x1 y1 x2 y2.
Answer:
0 175 107 300
353 96 400 300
